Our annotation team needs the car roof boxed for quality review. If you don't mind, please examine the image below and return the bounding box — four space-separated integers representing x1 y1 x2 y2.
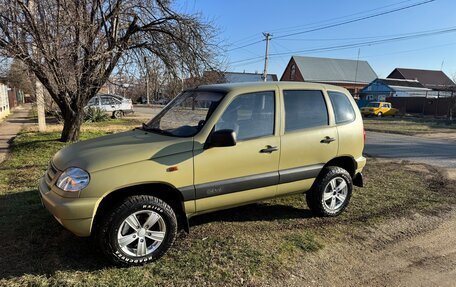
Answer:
194 81 350 94
97 94 126 99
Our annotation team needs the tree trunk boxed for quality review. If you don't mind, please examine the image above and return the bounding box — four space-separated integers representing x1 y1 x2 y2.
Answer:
61 111 84 142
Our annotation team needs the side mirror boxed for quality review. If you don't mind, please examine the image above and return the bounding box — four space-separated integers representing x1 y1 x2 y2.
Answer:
206 129 237 148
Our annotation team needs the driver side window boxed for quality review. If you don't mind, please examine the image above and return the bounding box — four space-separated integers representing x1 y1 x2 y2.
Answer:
215 91 275 141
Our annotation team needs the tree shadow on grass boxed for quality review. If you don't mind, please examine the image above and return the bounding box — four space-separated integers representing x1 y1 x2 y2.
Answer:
0 190 109 279
0 190 316 280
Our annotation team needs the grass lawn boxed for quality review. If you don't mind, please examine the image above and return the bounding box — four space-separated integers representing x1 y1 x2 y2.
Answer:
363 117 456 135
0 120 455 286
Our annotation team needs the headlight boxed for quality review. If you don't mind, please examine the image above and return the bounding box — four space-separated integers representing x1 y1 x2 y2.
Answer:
56 167 90 192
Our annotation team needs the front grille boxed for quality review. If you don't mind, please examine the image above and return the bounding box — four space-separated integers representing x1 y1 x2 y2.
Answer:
45 161 59 187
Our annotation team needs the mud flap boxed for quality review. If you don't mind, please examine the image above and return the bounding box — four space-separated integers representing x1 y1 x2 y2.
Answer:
353 172 364 187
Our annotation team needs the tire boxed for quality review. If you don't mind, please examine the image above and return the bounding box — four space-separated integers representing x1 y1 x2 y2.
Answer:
113 110 124 119
377 112 383 117
306 166 353 217
95 195 178 266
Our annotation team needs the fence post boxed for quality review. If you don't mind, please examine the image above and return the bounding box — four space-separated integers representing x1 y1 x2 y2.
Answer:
435 91 439 117
422 91 428 116
451 91 454 121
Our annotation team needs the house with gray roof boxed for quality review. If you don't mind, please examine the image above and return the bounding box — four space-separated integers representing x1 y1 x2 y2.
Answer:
280 56 377 97
387 68 455 90
358 78 432 107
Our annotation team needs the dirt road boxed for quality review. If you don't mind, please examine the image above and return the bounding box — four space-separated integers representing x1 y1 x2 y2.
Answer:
365 131 456 168
282 208 456 287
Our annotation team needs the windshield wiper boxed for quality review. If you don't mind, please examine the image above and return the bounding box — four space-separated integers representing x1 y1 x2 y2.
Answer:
140 123 173 136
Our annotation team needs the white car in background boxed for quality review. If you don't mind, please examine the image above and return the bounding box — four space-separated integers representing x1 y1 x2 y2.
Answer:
86 94 134 118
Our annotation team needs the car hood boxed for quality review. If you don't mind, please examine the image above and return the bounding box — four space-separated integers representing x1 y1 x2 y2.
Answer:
52 129 194 172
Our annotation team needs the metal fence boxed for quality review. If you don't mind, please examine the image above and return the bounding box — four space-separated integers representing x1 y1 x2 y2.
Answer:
386 91 456 118
359 89 456 118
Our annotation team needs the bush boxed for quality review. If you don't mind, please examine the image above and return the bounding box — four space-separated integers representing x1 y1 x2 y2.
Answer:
84 107 109 122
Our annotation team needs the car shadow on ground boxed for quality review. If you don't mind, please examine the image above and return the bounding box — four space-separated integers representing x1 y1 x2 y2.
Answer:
190 202 315 227
0 190 314 279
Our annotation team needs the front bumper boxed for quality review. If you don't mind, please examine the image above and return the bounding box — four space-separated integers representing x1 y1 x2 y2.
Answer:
39 177 98 237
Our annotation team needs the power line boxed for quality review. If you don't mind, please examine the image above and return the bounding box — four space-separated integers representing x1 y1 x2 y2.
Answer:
269 27 456 56
230 58 264 68
228 26 456 65
267 0 416 34
230 55 264 65
226 0 417 50
225 0 435 54
273 0 436 40
226 39 264 52
274 27 455 42
362 41 456 58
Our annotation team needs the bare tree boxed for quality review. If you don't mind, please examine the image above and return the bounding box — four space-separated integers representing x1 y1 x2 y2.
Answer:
1 59 34 94
0 0 219 141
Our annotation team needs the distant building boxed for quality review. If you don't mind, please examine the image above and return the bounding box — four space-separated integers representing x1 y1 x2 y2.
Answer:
222 71 278 83
185 71 278 89
0 82 10 120
7 87 25 109
280 56 377 97
387 68 455 91
358 78 431 107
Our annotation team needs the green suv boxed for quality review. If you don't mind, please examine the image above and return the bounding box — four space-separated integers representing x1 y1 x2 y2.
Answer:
39 82 366 265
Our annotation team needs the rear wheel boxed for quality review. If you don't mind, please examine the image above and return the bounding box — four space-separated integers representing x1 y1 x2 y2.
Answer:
96 195 177 266
306 166 352 216
113 110 124 119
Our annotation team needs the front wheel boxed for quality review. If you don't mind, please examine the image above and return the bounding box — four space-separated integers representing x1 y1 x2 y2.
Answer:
377 112 383 117
306 166 353 216
96 195 178 266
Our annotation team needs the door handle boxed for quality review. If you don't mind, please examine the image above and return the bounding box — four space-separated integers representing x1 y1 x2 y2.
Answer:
260 145 279 153
320 136 336 144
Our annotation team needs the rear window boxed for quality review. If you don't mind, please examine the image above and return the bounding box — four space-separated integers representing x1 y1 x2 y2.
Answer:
328 91 356 124
283 90 329 132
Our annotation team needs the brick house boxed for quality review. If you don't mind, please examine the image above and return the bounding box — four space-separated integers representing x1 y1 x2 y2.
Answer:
280 56 377 97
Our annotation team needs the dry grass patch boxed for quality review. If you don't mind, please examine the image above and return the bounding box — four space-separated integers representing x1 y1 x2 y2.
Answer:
364 117 456 136
0 120 455 286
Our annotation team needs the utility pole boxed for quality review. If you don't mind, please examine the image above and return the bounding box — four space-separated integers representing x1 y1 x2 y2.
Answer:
262 32 272 82
29 0 46 132
354 48 360 97
144 56 150 105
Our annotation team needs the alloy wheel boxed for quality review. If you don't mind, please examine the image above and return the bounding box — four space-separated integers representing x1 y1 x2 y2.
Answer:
322 177 348 212
116 210 166 257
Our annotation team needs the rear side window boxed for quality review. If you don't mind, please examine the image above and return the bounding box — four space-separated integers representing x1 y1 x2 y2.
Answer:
283 90 328 132
328 91 356 124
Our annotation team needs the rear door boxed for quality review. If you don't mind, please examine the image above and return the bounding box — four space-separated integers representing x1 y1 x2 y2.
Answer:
277 89 338 196
100 96 117 112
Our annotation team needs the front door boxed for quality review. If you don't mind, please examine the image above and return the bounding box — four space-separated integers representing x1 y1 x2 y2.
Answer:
194 90 280 212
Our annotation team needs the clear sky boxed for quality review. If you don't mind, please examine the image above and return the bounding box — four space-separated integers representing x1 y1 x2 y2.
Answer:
176 0 456 80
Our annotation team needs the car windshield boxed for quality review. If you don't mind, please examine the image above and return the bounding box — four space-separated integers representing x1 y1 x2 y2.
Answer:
367 103 380 107
143 90 225 137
